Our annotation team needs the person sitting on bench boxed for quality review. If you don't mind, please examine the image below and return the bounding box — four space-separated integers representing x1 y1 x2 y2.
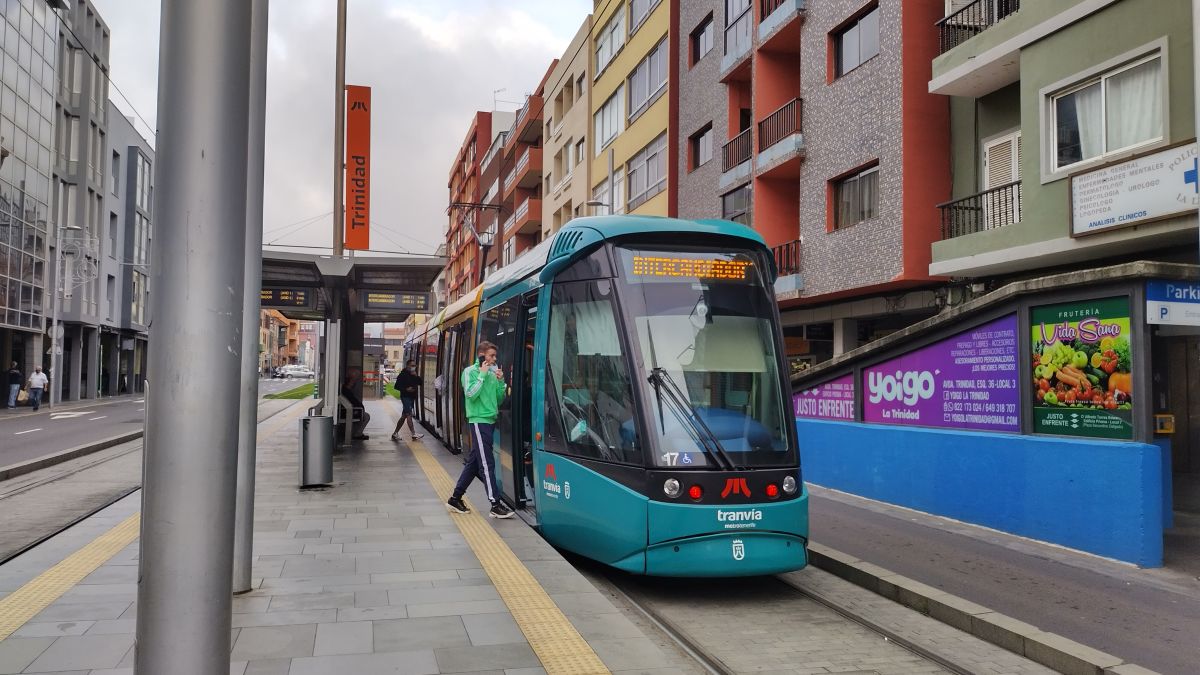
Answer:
340 370 371 440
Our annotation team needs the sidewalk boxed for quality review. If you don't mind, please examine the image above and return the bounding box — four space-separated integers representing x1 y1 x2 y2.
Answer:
1 393 144 418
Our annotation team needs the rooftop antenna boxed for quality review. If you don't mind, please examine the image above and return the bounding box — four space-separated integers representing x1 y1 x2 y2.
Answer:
493 88 505 111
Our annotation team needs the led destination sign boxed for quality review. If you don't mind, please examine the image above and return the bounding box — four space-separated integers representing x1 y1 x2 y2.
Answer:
629 255 753 281
361 291 430 312
260 288 313 309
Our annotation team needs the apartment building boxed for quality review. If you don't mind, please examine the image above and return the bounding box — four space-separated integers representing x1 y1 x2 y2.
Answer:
479 110 513 280
499 64 555 266
590 0 675 216
0 0 62 375
543 16 593 236
50 0 114 402
445 112 493 302
677 0 950 371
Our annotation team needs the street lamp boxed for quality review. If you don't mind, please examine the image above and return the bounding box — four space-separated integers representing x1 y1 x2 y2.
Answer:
585 199 610 214
447 201 501 286
48 223 83 410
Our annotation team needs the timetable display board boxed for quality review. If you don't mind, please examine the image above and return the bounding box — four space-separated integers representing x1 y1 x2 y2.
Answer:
260 288 314 309
361 291 430 312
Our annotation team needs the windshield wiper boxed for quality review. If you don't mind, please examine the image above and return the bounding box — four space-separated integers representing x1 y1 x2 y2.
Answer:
647 367 738 471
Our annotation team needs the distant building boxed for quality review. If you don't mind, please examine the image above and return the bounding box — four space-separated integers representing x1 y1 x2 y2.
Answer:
543 15 593 237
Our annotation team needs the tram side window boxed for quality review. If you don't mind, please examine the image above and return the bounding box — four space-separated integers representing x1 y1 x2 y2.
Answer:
546 281 641 464
482 300 520 412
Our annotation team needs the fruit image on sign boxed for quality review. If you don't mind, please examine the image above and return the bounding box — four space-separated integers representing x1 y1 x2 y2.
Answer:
1031 297 1133 439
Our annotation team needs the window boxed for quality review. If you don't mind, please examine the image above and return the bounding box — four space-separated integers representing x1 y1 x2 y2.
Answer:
630 0 660 33
1051 54 1162 171
111 150 119 194
725 0 752 56
721 184 751 224
833 164 879 229
690 123 713 170
626 133 667 210
593 86 625 153
546 280 640 464
595 6 626 75
591 168 627 215
576 73 585 97
628 39 668 118
834 5 880 77
690 14 714 65
575 138 586 168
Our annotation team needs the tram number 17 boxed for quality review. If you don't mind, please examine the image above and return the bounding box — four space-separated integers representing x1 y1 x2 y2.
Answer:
660 452 694 466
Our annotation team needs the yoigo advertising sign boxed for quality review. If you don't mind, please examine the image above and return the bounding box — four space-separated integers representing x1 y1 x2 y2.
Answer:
1031 297 1133 439
862 316 1020 432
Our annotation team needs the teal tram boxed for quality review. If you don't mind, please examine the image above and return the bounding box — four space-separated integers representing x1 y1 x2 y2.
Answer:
405 215 808 576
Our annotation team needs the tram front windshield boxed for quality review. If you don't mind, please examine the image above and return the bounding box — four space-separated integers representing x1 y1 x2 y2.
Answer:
616 246 793 468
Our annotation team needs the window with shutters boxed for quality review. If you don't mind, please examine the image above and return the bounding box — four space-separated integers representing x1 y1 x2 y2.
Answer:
982 131 1021 228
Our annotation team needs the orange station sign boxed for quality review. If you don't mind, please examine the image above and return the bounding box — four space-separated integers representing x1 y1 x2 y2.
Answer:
345 85 371 250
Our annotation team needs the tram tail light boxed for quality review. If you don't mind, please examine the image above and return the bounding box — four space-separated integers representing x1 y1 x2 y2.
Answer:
688 484 703 501
766 484 780 499
782 476 798 495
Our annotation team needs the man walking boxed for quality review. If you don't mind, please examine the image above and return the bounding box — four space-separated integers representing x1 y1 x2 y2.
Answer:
6 362 21 409
27 366 48 411
390 359 425 441
446 341 513 519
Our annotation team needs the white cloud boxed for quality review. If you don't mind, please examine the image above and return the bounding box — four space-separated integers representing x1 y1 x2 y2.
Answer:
87 0 592 255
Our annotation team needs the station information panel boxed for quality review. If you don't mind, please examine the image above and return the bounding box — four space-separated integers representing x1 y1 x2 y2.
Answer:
361 291 430 312
260 288 314 309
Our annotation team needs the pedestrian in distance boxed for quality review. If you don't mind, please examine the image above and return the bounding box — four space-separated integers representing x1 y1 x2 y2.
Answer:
6 361 22 409
390 359 425 441
446 341 514 519
27 366 48 411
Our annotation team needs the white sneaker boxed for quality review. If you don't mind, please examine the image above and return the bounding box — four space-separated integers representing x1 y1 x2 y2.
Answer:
412 433 424 440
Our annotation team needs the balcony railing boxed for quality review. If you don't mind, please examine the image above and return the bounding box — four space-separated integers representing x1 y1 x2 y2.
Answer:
516 147 530 174
937 180 1021 240
515 197 530 222
937 0 1020 54
503 213 516 234
722 128 753 172
760 0 786 22
772 239 801 276
758 98 802 152
503 166 517 193
724 7 752 57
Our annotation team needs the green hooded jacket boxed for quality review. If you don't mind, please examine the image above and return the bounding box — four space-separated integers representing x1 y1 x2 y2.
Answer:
461 362 506 424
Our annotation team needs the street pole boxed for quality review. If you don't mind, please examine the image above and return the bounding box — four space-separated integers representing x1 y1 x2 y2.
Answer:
48 225 63 410
233 0 270 596
332 0 347 258
134 0 252 672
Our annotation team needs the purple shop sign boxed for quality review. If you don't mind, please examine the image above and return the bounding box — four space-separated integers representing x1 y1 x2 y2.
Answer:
863 315 1020 433
793 374 855 421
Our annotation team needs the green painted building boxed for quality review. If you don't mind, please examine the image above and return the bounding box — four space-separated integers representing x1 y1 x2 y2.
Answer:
929 0 1196 280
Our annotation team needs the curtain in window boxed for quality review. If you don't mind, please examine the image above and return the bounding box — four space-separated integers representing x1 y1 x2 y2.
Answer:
860 169 878 221
1106 58 1161 151
1056 82 1102 167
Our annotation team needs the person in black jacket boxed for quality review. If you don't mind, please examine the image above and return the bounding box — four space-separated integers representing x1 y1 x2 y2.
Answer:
390 360 425 441
6 362 22 409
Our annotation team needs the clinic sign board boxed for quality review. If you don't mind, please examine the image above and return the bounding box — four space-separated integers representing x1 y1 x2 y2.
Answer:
862 315 1020 433
1070 142 1199 237
1147 280 1200 326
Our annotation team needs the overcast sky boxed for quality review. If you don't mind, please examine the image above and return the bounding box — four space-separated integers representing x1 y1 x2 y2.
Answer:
90 0 592 256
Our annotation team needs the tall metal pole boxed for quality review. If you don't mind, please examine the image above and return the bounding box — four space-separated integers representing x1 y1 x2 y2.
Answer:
135 0 252 672
233 0 270 595
332 0 347 257
48 225 63 409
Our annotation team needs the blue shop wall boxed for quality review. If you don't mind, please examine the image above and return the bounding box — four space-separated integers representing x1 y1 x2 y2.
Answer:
798 419 1164 567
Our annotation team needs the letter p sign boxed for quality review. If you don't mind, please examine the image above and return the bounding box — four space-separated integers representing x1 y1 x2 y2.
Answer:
1161 306 1170 320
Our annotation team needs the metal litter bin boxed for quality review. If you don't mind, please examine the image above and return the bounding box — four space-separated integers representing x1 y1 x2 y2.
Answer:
299 415 333 487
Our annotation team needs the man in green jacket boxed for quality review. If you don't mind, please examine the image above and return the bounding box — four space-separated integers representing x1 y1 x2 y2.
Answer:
447 340 514 519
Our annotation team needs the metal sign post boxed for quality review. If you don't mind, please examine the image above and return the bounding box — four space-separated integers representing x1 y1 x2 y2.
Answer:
135 1 252 672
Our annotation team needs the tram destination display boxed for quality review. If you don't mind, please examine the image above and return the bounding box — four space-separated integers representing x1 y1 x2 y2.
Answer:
260 288 314 309
620 249 758 283
360 291 430 312
862 315 1020 433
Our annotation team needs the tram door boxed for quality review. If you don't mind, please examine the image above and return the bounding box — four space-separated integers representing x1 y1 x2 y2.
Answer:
497 299 536 508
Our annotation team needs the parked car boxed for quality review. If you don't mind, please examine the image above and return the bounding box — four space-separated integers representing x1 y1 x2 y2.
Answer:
275 365 315 379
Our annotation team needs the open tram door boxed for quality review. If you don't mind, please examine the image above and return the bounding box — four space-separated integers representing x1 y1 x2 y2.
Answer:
483 291 538 510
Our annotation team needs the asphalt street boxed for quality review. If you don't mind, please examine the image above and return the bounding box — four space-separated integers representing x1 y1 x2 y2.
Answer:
810 490 1200 675
0 377 310 468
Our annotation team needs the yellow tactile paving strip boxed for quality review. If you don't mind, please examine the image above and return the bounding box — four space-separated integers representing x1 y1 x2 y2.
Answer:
0 399 310 642
397 411 610 675
0 512 140 641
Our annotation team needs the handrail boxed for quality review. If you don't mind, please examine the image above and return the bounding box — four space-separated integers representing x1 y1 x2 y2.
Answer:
936 0 1020 54
724 5 752 56
760 0 786 22
772 239 801 276
937 180 1021 239
722 128 752 172
757 98 802 152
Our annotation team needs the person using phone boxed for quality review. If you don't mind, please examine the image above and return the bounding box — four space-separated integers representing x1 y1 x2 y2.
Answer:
446 341 513 519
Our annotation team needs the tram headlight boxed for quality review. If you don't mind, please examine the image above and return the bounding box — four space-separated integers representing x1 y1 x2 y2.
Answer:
663 478 681 498
782 476 798 495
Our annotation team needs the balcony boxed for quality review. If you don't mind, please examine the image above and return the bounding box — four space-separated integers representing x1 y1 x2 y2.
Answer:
758 0 804 52
772 239 804 297
512 196 542 235
720 128 753 190
503 164 518 198
502 213 516 235
937 181 1021 240
515 95 544 144
937 0 1020 55
719 8 753 81
514 146 543 189
756 98 804 178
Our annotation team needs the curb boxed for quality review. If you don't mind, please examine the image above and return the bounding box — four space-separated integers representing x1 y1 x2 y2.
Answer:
806 542 1160 675
0 431 143 482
